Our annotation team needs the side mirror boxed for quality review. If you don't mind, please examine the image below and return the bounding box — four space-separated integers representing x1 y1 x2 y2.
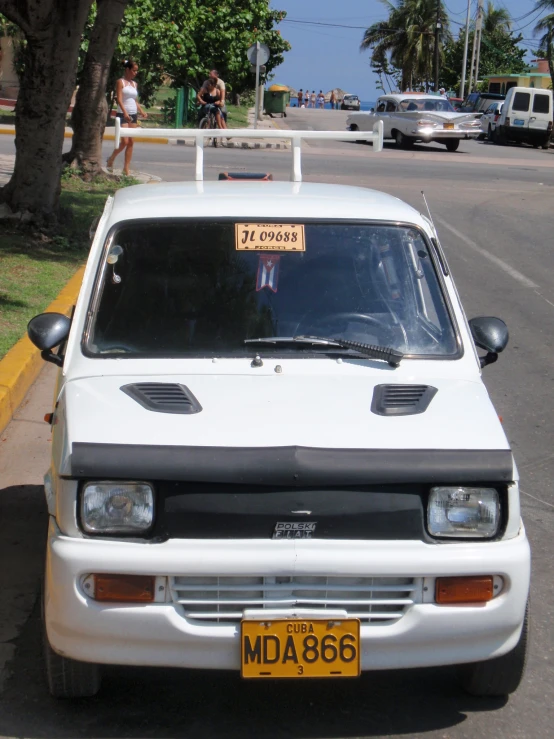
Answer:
27 312 71 367
469 316 508 368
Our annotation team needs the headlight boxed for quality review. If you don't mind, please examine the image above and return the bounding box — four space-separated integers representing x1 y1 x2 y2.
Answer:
428 487 499 538
81 482 154 534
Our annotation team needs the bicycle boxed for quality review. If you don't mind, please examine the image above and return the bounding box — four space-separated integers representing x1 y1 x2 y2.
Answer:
198 104 220 148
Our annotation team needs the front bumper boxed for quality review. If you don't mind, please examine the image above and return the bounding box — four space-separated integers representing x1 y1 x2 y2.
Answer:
45 518 530 672
410 129 480 140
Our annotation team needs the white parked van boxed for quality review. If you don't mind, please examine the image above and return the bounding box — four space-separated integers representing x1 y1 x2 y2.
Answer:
494 87 552 148
27 124 531 702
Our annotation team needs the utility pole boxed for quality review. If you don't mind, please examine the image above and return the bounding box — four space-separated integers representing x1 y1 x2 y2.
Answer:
254 42 261 130
459 0 471 99
468 0 484 93
474 0 484 89
434 0 441 92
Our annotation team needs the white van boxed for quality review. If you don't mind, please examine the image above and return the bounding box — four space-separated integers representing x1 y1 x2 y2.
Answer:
494 87 552 148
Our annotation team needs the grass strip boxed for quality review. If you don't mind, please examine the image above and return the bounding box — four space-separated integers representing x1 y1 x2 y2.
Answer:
0 171 136 358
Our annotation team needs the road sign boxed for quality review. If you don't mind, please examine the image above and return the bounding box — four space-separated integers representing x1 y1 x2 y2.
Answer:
248 42 270 129
247 42 270 66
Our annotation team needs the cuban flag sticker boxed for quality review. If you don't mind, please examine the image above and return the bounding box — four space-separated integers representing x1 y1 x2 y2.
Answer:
256 255 281 293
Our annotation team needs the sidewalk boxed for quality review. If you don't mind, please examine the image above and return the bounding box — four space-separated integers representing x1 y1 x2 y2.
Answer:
0 153 159 188
0 108 290 150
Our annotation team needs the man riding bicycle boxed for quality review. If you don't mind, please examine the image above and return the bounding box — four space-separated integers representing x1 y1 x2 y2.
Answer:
198 70 228 129
196 78 224 128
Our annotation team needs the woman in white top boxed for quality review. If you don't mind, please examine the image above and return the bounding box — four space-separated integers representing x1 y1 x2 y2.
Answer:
107 59 147 176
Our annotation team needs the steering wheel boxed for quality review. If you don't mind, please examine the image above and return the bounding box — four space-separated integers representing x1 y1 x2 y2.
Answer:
297 311 392 337
295 312 393 342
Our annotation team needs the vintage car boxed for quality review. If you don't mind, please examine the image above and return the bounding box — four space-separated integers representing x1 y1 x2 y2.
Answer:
347 93 482 151
27 124 529 700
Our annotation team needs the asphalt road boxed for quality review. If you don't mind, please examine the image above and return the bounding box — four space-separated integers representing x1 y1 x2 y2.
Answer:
0 111 553 738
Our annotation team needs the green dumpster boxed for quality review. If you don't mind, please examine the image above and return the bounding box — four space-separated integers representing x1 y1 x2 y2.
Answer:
263 85 290 117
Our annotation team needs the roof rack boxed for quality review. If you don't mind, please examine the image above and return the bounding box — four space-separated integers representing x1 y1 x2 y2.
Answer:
114 119 384 183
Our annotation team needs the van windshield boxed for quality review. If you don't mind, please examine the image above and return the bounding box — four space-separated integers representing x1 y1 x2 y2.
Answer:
86 221 458 359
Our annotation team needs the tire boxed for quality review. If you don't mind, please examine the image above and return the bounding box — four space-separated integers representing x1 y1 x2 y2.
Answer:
349 123 364 144
394 130 414 149
42 583 101 698
487 124 493 141
199 116 214 147
445 139 460 152
458 601 529 697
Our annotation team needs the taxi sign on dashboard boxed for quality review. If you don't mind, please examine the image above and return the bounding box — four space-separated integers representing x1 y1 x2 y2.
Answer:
235 223 305 251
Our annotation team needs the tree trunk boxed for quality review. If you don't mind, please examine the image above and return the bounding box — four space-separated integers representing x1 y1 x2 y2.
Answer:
64 0 130 178
0 0 93 217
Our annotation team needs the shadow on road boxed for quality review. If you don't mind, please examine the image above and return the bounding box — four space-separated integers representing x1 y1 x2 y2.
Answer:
0 484 508 738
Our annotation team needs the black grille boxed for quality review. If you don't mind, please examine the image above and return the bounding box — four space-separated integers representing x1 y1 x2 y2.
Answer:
121 383 202 414
371 384 437 416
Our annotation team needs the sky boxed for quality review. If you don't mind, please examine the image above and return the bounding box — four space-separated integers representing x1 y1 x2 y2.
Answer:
269 0 545 102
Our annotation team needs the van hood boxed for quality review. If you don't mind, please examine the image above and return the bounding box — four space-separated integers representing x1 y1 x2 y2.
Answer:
58 373 511 483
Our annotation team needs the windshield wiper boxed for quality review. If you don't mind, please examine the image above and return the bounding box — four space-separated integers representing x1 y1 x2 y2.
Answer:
244 336 403 367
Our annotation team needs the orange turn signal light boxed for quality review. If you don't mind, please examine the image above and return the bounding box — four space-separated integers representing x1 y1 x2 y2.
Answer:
436 576 494 604
93 574 155 603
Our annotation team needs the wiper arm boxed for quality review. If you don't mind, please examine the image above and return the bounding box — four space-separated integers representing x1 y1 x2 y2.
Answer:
297 335 403 367
244 336 403 367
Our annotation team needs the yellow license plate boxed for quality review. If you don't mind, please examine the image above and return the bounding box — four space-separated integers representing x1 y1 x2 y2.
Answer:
443 122 455 130
241 619 360 679
235 223 305 251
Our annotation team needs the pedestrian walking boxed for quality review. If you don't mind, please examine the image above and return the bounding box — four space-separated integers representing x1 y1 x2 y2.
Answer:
297 88 303 107
311 90 316 108
106 58 148 176
330 90 336 110
304 89 310 107
317 90 325 109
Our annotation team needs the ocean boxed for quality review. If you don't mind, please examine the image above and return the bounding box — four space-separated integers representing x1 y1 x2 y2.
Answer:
291 101 376 111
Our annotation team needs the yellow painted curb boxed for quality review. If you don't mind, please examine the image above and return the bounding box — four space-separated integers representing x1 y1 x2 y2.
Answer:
103 133 169 144
0 266 85 435
0 127 168 144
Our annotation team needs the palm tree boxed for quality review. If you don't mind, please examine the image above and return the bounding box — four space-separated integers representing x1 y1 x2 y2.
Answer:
533 1 554 93
360 0 450 92
482 1 512 35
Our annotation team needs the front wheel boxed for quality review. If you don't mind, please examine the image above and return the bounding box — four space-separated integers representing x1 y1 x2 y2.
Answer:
199 116 214 147
394 130 414 149
42 583 101 698
445 139 460 152
458 602 529 697
349 123 364 144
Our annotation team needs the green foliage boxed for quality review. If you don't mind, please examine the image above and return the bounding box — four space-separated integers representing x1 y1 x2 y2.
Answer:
442 27 527 92
361 0 451 92
0 174 136 358
534 3 554 92
81 0 290 109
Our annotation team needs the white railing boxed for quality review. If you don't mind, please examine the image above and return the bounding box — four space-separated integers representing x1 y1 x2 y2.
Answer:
114 118 384 183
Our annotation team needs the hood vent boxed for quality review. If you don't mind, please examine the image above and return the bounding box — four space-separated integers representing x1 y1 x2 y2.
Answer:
371 384 437 416
121 383 202 415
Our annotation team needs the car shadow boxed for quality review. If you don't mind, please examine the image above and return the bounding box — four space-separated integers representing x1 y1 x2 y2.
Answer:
0 483 508 739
